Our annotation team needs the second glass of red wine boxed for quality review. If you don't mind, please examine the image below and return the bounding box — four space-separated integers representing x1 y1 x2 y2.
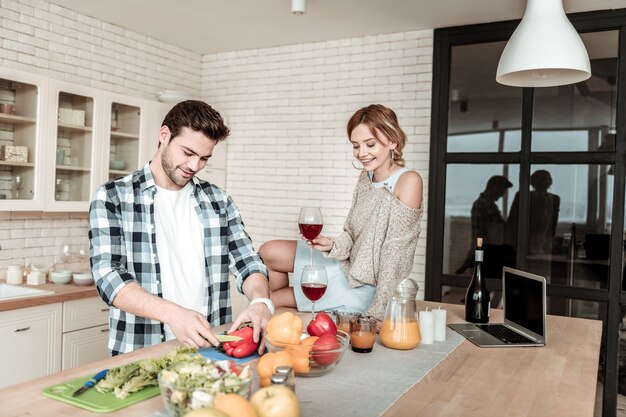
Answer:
298 207 323 264
300 264 328 317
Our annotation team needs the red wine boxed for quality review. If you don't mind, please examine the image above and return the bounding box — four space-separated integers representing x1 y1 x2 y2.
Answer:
301 283 327 301
465 237 490 323
299 223 323 240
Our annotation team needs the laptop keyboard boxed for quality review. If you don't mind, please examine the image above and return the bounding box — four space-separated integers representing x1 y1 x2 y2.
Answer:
477 324 536 344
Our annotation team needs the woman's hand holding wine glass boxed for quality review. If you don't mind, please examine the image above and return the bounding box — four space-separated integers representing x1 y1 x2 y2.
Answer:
304 235 334 252
298 207 323 264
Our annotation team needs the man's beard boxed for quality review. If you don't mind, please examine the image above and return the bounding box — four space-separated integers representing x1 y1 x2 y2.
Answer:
161 144 191 188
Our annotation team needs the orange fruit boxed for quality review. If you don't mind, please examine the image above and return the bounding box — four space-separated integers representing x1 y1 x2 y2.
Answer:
213 393 257 417
301 336 319 346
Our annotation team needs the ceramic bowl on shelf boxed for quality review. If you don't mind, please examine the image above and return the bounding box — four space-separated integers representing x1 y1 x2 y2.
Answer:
73 272 94 286
109 160 127 170
264 329 350 377
50 270 72 285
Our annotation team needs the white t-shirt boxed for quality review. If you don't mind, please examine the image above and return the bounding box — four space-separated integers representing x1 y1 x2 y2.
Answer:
154 183 205 341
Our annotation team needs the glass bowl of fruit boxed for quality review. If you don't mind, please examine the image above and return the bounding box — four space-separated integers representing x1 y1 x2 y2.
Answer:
264 329 350 377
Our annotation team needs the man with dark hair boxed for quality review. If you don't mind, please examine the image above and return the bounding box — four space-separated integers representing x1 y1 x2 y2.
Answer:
89 100 272 355
456 175 513 275
471 175 513 244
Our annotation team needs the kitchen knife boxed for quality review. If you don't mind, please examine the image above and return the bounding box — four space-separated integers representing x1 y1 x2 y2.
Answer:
72 369 109 397
216 334 243 342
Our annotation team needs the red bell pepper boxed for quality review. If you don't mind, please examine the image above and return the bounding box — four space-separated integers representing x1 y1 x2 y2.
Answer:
306 312 337 337
221 326 258 358
312 333 340 366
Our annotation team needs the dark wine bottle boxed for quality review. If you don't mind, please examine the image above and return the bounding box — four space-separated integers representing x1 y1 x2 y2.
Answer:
465 237 490 323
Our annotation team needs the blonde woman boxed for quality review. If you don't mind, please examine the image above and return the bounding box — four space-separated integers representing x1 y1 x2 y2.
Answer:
260 104 423 321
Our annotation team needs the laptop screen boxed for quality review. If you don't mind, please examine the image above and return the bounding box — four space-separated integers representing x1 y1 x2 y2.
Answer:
503 268 545 337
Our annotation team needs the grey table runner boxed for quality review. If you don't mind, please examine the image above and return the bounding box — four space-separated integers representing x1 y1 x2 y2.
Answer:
151 329 465 417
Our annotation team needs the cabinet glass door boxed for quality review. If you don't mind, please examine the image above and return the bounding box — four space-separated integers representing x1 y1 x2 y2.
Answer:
108 102 140 180
53 90 95 205
0 77 40 204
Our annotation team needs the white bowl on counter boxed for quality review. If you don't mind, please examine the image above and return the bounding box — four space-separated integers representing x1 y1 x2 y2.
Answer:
50 270 73 285
73 272 94 286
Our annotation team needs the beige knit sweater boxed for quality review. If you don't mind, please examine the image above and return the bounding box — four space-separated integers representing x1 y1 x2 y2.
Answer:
325 170 423 320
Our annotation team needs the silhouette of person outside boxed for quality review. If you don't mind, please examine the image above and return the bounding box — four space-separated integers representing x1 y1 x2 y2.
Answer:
456 175 513 275
506 170 560 255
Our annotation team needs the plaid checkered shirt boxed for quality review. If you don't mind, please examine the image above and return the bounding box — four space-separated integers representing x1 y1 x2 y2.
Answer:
89 163 267 355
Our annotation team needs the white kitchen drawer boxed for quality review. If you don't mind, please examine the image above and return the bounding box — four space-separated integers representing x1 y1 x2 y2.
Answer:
0 303 62 388
62 324 109 370
63 297 109 333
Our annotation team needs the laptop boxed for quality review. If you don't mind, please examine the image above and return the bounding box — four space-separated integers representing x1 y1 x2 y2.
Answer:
448 267 546 347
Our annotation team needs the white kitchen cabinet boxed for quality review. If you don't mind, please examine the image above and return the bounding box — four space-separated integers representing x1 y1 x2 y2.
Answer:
46 80 103 212
61 297 109 370
0 303 62 389
0 66 170 212
0 68 49 211
102 93 156 182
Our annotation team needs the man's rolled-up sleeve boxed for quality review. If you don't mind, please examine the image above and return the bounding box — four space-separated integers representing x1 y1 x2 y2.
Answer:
89 185 136 306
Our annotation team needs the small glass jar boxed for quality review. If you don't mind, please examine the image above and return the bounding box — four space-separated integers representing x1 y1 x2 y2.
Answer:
380 278 421 350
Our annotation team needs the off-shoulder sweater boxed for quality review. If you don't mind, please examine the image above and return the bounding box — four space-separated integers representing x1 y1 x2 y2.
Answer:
325 170 423 320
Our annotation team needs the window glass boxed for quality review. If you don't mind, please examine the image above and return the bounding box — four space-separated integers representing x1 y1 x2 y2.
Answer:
448 130 521 153
443 164 519 279
520 164 613 290
447 41 522 152
532 31 618 152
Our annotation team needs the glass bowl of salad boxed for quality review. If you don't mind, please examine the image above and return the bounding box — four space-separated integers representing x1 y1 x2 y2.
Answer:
157 357 252 417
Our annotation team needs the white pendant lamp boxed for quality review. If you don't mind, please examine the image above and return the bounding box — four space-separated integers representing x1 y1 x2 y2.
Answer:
496 0 591 87
292 0 306 15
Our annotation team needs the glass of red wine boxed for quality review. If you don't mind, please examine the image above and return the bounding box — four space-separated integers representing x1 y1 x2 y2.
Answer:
300 264 328 317
298 207 323 264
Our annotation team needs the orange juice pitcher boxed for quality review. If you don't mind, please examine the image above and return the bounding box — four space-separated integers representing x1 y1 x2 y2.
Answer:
380 278 421 350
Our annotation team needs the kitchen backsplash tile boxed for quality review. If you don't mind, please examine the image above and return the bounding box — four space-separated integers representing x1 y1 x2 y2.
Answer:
0 212 89 281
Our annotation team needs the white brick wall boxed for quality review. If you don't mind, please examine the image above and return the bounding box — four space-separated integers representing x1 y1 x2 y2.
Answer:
0 0 201 278
1 0 433 298
1 0 200 98
201 31 433 297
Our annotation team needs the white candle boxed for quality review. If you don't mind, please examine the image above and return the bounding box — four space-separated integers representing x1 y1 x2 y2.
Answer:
419 309 434 345
433 307 447 342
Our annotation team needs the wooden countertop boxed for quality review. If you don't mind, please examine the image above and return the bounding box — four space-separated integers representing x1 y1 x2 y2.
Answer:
0 301 602 417
0 282 99 312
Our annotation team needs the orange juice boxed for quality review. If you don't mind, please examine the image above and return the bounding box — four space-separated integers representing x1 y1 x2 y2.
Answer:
350 331 376 352
380 318 421 350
